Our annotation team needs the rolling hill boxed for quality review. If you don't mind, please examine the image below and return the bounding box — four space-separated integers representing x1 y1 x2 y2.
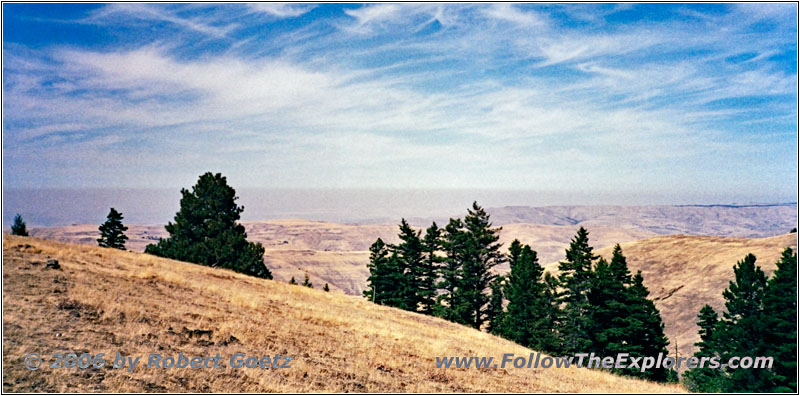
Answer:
2 235 683 392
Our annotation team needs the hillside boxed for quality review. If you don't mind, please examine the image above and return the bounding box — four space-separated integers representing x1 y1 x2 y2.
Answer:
478 203 796 237
544 233 798 361
29 220 654 294
2 235 682 392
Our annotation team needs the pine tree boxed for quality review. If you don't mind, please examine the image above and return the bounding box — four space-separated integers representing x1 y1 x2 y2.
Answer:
623 270 670 382
683 305 725 392
145 172 271 279
396 219 424 311
501 241 559 353
716 253 769 392
419 222 444 315
289 276 297 285
97 208 128 250
365 238 391 303
302 273 313 288
323 283 330 292
486 276 505 335
588 245 632 359
435 218 466 321
557 227 597 354
451 202 504 329
761 248 797 392
11 214 28 236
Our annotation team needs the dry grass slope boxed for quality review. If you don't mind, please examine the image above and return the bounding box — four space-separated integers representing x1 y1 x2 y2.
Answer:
3 235 683 393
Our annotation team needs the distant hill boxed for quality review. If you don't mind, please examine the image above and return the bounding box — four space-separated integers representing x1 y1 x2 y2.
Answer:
436 203 796 237
2 235 683 393
543 233 798 362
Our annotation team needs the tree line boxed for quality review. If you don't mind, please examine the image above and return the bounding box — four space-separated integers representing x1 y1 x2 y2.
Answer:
683 248 797 392
364 202 675 382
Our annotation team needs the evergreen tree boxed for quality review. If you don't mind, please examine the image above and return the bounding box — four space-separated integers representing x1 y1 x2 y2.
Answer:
419 222 444 315
501 242 559 353
486 276 505 335
623 270 670 382
451 202 504 329
761 248 797 392
435 218 466 321
365 238 391 303
716 253 769 392
302 273 313 288
683 305 725 392
289 276 297 285
145 172 271 279
97 208 128 250
323 283 330 292
557 227 597 354
588 245 632 359
11 214 28 236
396 218 424 311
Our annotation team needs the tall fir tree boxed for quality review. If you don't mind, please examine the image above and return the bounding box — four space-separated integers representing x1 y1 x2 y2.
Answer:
486 276 505 335
396 219 424 311
364 238 393 304
557 227 597 354
623 270 671 382
587 245 632 360
435 218 467 321
11 214 28 236
419 222 444 315
451 202 504 329
761 248 797 392
501 241 559 353
716 253 770 392
683 305 725 392
145 172 271 279
97 208 129 250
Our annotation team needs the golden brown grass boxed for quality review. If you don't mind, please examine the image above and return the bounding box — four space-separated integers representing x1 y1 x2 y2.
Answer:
3 235 683 392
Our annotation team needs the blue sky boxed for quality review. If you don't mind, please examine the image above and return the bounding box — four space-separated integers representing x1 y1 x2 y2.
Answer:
2 3 797 202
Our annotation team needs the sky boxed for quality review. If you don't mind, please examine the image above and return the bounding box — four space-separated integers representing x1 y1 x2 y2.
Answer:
2 3 798 203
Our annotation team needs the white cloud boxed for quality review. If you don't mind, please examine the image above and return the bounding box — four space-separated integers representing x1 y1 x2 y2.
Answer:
248 3 315 18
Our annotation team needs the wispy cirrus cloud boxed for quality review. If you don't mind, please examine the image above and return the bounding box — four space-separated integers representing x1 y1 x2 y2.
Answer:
2 3 796 202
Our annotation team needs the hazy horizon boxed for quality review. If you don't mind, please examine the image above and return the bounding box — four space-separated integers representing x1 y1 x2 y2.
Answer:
4 187 797 227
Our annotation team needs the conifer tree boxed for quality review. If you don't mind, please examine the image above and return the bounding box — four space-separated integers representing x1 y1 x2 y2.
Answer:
396 218 424 311
323 283 330 292
302 273 313 288
501 242 559 352
451 202 504 329
145 172 271 279
289 276 297 285
761 248 797 392
624 270 670 382
11 214 28 236
419 222 444 315
486 276 505 335
365 238 391 303
588 245 631 359
557 227 597 354
683 305 725 392
435 218 466 321
97 208 128 250
716 254 769 392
